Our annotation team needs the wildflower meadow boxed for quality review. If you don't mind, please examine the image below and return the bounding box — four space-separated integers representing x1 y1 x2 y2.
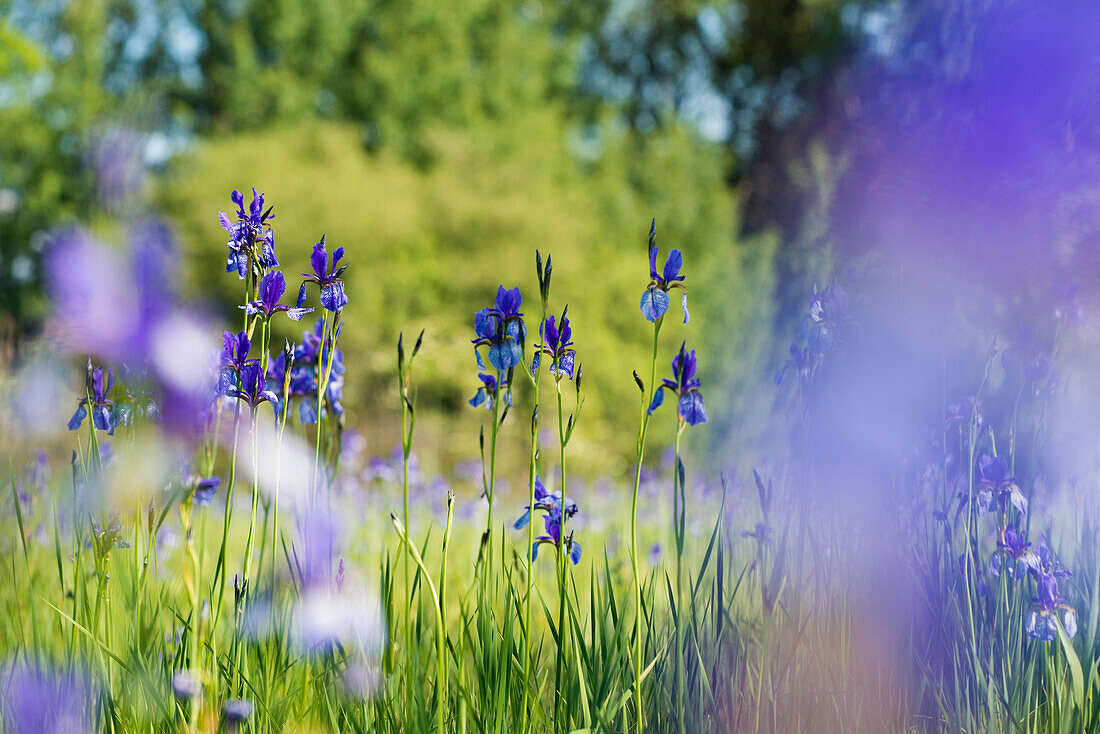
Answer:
0 180 1097 734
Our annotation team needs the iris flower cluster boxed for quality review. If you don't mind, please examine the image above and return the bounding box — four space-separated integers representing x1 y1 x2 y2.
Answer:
514 477 581 565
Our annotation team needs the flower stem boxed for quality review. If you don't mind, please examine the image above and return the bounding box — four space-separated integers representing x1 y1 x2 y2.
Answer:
629 319 662 728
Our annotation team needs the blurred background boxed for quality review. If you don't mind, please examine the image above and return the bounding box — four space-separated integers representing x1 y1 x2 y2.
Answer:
2 0 1099 478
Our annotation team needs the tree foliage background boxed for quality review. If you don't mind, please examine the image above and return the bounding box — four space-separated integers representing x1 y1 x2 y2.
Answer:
11 0 1088 469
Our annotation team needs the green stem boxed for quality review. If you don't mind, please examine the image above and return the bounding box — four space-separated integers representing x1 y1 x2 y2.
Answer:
554 384 568 732
523 303 547 734
629 319 662 728
673 421 686 734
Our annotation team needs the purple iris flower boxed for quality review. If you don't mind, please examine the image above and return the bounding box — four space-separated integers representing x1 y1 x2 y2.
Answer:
293 318 346 423
990 525 1039 579
469 372 511 411
68 366 116 435
532 306 576 379
976 454 1027 516
472 286 525 371
220 330 258 397
221 330 255 373
640 221 689 323
801 282 849 356
300 236 348 312
0 665 92 734
243 271 314 321
265 347 314 418
1025 546 1076 642
219 188 277 279
513 477 578 530
647 343 707 426
530 504 582 565
228 363 278 410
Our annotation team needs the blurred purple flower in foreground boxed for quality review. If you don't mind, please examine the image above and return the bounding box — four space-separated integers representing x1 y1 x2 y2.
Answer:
0 665 92 734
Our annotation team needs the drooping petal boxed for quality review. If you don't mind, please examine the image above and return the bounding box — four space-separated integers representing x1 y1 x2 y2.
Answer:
468 388 487 409
67 405 87 431
569 540 582 565
92 404 113 434
556 352 575 378
320 281 348 312
681 292 690 324
513 509 531 530
640 287 670 322
678 390 707 426
647 386 665 415
1064 608 1078 638
488 339 521 371
283 306 314 321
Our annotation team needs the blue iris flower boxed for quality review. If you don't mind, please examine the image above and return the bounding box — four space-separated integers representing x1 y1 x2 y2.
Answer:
515 476 581 565
243 271 314 321
468 372 511 411
1025 546 1076 642
68 366 117 435
219 188 277 279
300 236 348 312
513 476 578 530
639 220 689 323
648 343 707 426
471 286 525 371
530 504 582 566
976 454 1027 517
532 306 576 379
